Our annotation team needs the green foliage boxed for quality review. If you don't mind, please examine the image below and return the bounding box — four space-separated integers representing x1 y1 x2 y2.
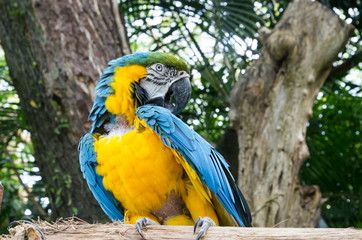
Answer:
298 0 362 227
120 0 262 142
0 164 25 232
320 0 361 29
0 54 49 233
0 56 25 233
300 79 362 228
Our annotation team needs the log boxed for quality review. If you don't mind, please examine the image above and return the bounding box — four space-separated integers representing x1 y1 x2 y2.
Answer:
3 220 361 240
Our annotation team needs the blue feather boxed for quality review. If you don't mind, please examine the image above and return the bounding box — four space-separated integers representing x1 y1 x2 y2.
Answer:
135 105 252 227
78 133 124 221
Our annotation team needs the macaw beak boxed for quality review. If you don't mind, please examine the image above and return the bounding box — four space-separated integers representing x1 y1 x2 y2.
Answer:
164 77 191 115
171 77 191 115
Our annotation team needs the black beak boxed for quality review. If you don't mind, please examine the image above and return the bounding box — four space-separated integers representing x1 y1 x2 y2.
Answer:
169 77 191 115
145 77 191 114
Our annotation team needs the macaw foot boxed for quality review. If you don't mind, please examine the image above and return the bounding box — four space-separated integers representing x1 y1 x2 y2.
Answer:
136 218 158 239
193 216 216 240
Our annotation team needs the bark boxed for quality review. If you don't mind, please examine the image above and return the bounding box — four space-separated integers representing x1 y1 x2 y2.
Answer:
229 0 354 227
0 0 130 221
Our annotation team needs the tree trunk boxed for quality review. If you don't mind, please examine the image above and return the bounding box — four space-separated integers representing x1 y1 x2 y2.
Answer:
0 0 130 221
229 0 354 227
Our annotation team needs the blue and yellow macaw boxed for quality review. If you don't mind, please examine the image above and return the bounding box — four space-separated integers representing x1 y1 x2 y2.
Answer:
79 52 251 239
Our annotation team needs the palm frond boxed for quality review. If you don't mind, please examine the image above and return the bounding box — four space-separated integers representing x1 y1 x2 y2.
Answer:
120 0 263 142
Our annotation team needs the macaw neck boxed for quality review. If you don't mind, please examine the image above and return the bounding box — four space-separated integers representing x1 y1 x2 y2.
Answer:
116 114 131 128
104 65 147 126
101 114 134 138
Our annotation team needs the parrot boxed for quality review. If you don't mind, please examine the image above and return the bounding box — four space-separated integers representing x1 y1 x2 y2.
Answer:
78 52 252 239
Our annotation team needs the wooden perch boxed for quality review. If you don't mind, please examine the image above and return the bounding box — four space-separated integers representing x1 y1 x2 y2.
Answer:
3 219 361 240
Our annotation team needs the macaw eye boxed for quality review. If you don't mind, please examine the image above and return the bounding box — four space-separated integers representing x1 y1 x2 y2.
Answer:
155 64 163 72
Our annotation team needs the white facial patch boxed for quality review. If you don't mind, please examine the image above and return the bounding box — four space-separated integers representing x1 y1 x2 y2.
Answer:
140 63 179 100
140 78 170 100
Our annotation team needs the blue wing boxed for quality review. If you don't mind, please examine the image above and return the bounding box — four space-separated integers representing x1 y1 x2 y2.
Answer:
136 105 252 227
78 133 123 221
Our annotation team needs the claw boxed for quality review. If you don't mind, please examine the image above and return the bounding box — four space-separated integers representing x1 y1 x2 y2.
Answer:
193 216 201 234
193 217 216 240
135 218 158 239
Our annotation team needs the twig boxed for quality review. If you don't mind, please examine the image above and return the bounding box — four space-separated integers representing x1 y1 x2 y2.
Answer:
272 218 290 228
8 220 46 240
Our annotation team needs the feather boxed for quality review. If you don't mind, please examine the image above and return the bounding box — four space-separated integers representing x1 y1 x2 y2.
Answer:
88 52 189 133
78 133 123 221
135 105 252 227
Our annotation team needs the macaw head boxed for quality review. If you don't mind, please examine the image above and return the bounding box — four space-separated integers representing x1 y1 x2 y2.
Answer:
89 52 191 132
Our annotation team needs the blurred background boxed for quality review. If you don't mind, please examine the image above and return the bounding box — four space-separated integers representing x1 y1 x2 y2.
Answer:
0 0 360 232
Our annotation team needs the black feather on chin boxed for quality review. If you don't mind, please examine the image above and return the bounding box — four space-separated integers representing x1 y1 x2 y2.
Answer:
145 97 164 107
132 82 149 107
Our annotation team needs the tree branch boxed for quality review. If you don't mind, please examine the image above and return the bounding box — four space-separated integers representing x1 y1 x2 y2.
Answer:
328 49 362 79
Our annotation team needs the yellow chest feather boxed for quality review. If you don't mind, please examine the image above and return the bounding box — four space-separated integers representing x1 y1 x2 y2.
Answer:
94 126 184 215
